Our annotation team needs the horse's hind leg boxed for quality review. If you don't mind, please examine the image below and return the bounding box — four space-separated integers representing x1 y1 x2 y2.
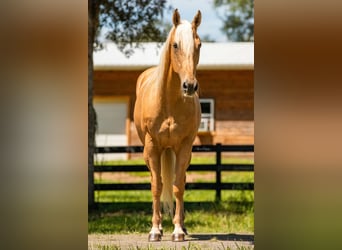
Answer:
143 139 163 241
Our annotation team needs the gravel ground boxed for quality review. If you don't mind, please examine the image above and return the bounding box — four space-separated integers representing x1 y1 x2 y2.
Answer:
88 233 254 249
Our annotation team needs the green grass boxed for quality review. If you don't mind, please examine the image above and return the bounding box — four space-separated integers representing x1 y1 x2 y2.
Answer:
191 157 253 165
89 204 253 235
89 189 254 234
89 243 253 250
89 242 254 250
95 158 145 166
94 156 254 183
94 172 254 184
90 156 254 237
95 156 254 166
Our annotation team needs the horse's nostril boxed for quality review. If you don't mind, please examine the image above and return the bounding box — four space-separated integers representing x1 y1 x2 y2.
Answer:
182 82 198 95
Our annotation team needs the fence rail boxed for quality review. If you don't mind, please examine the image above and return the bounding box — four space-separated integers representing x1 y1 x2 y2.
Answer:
94 143 254 201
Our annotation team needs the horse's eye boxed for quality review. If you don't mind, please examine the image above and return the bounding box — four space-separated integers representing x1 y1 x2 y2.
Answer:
173 43 178 49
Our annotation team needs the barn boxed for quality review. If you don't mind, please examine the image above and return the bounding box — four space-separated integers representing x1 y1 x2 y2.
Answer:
93 42 254 158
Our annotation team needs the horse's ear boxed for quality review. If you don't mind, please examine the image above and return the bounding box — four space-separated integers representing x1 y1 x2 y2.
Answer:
173 9 181 26
192 10 202 29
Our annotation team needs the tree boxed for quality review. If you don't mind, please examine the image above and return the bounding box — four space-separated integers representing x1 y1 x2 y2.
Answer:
88 0 169 208
214 0 254 42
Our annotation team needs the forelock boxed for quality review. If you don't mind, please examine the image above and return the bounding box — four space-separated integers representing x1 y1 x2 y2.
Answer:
174 20 194 54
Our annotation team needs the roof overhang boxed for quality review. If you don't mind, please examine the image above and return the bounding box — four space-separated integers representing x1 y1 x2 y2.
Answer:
94 42 254 71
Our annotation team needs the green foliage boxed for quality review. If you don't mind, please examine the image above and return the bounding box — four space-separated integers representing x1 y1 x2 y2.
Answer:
92 0 171 56
214 0 254 42
201 34 216 43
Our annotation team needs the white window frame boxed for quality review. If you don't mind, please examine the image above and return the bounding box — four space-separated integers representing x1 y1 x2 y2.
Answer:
199 98 215 132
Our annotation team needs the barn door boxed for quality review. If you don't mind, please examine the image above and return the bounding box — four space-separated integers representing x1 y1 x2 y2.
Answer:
93 96 129 160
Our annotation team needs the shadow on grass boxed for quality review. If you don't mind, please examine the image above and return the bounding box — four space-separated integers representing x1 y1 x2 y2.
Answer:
189 233 254 242
88 208 151 234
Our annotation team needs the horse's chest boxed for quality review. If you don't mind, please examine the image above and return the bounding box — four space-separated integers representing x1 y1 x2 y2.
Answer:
149 116 191 145
159 117 179 135
142 98 200 145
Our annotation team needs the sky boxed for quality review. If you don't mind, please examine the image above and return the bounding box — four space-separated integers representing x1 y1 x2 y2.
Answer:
99 0 229 43
164 0 228 42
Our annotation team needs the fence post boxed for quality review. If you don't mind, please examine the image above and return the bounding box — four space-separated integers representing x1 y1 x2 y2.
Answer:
215 143 222 201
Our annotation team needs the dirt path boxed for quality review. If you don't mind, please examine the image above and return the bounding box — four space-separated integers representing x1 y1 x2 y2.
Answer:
88 233 254 249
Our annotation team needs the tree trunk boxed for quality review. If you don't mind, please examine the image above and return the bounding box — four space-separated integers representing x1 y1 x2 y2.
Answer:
88 0 95 209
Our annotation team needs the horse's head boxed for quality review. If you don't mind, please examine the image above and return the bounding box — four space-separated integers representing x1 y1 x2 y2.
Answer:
170 9 202 97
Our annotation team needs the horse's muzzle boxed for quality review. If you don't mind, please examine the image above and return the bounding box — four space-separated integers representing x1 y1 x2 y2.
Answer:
182 82 198 96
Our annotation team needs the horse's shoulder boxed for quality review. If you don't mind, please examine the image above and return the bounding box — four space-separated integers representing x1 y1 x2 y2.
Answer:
136 66 157 94
138 67 157 81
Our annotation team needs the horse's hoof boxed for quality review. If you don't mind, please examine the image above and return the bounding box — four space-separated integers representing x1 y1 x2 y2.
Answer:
148 233 162 242
172 233 185 242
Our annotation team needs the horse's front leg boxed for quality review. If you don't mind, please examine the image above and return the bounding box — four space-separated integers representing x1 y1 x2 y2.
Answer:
172 144 192 242
143 139 163 241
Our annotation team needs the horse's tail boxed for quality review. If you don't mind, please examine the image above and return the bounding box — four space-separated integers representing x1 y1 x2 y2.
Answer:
161 148 175 218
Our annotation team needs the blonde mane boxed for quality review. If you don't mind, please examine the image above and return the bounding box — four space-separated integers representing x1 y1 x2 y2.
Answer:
153 27 174 84
174 21 194 55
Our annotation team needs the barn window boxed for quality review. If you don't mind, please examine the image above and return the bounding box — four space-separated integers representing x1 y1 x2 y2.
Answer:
199 99 214 132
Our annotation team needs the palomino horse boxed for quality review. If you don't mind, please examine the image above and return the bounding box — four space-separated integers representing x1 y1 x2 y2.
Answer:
133 9 202 242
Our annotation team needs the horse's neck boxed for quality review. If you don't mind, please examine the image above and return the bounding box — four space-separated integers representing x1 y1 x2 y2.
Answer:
157 66 181 105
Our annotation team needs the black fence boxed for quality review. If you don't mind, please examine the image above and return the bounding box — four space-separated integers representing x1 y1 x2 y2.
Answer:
94 143 254 201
